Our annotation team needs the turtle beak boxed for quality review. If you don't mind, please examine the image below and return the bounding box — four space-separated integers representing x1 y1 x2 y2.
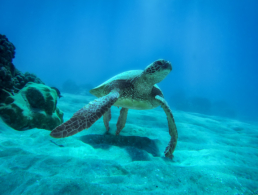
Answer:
163 61 172 71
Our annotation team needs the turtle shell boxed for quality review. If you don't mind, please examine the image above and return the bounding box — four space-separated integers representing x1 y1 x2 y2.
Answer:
89 70 163 110
90 70 142 98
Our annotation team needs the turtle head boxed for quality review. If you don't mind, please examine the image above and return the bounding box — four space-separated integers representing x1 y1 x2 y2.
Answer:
142 59 172 84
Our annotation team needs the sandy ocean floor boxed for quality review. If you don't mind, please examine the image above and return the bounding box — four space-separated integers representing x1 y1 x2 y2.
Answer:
0 93 258 195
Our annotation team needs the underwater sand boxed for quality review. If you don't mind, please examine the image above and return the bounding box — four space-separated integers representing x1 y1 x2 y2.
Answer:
0 93 257 195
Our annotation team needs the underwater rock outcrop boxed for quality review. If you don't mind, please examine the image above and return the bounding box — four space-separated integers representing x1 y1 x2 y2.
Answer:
0 34 63 130
170 90 236 118
0 82 63 130
62 79 92 95
0 34 44 97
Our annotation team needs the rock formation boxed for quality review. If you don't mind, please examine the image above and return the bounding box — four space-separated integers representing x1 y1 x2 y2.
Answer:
0 34 63 130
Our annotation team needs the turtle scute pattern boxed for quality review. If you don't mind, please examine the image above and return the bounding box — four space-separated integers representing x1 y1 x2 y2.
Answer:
145 60 164 74
50 90 120 138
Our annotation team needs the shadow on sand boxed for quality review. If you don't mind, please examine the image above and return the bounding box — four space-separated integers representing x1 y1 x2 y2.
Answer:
79 133 160 161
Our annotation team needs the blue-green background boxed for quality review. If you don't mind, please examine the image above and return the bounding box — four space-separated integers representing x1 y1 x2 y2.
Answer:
1 1 258 194
0 0 257 120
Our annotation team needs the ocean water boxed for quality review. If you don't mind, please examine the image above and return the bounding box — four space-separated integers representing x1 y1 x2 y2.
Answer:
0 0 258 194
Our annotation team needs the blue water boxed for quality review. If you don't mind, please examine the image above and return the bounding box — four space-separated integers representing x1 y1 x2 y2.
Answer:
1 0 258 122
0 0 258 194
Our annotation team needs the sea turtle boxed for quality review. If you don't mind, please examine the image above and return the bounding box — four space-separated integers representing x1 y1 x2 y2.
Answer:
50 59 178 158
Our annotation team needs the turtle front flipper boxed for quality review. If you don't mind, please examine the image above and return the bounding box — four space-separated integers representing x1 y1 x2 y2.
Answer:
50 90 120 138
155 95 178 158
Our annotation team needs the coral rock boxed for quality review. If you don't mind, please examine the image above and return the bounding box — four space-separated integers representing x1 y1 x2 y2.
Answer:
0 82 63 130
0 34 44 94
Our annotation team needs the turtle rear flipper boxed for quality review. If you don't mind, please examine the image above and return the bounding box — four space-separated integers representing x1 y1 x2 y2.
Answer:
155 95 178 158
116 107 129 135
103 108 111 131
50 90 120 138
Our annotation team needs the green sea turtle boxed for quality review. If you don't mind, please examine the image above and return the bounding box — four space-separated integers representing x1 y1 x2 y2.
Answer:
50 59 178 158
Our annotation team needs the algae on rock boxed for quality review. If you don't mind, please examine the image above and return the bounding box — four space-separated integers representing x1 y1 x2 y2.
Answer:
0 82 63 130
